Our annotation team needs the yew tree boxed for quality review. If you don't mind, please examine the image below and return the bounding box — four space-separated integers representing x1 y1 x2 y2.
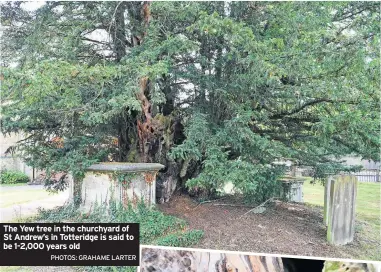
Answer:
1 2 379 203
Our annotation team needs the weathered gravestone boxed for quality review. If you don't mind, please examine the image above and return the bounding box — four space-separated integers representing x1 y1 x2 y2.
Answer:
323 176 333 226
326 175 358 245
278 177 306 202
68 162 164 212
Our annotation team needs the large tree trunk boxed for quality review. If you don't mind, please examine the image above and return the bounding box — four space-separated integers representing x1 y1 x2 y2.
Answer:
129 2 183 203
70 2 202 204
110 2 205 203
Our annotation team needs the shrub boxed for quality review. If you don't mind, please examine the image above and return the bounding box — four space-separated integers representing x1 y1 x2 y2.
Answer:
34 199 204 272
0 170 29 184
156 230 204 247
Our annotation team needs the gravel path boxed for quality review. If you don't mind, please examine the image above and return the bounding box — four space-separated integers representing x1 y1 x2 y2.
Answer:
0 188 70 222
0 185 45 192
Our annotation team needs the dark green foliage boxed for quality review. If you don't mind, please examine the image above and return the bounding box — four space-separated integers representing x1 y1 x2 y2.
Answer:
35 200 203 245
0 170 29 184
1 2 379 202
34 200 203 272
35 203 80 222
111 172 138 187
155 230 204 247
313 163 364 181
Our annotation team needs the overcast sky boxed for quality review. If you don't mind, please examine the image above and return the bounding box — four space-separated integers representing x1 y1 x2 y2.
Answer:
21 1 45 11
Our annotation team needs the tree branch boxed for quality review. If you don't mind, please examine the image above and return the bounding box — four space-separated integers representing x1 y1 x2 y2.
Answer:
270 99 357 120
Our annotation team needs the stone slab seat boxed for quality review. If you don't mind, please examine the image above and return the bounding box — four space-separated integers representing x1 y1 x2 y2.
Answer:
278 176 307 183
69 162 165 213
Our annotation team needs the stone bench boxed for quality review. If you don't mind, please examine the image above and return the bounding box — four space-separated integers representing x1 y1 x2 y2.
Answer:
69 162 164 212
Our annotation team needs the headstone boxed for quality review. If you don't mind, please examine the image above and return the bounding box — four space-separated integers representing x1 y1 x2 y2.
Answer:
326 175 358 245
70 162 164 212
291 165 297 177
278 177 306 202
323 176 333 226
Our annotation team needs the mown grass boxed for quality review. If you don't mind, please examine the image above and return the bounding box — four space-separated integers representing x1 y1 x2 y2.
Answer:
0 190 53 208
304 180 380 225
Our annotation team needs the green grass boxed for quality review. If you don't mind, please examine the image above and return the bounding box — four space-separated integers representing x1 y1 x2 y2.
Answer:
0 190 53 208
303 180 380 224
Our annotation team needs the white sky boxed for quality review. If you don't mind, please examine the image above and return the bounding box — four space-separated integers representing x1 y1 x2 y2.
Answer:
20 1 45 11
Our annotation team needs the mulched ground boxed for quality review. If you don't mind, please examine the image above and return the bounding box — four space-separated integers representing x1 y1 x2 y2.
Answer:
158 194 368 260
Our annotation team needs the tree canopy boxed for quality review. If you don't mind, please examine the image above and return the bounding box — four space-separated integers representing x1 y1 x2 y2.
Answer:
1 1 380 202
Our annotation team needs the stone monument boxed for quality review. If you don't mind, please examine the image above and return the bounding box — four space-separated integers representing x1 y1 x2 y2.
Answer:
68 162 164 212
278 177 306 202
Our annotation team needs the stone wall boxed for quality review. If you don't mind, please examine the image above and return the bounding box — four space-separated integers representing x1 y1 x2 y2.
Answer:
0 132 42 179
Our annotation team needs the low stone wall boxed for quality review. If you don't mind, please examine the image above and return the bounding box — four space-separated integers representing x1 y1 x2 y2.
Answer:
69 162 164 212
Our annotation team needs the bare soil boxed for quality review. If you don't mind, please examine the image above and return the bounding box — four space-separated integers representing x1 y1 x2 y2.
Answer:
158 194 371 260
